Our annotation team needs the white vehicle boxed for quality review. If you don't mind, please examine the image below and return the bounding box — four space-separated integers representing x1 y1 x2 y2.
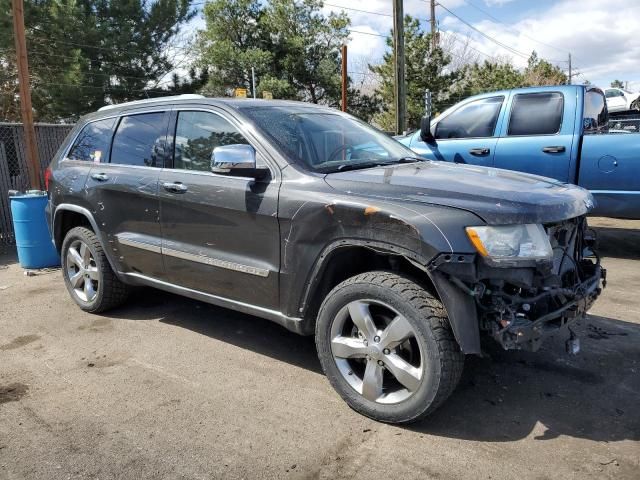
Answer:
604 87 640 113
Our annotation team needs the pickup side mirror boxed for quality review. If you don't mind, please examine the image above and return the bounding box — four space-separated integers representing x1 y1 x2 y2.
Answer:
211 144 269 179
420 115 436 145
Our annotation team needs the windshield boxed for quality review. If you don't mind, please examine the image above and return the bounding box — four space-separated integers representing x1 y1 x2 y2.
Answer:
237 106 421 173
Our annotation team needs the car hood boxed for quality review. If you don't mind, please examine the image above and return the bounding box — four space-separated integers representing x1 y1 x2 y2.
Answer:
324 161 594 225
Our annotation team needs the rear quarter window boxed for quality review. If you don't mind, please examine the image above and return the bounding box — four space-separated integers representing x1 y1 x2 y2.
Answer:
508 92 564 136
67 118 116 163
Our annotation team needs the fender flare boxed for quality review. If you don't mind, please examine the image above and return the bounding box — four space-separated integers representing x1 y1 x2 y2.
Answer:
53 203 120 274
299 239 482 354
430 271 482 355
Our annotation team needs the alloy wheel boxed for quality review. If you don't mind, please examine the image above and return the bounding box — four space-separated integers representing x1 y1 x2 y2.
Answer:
65 239 100 302
330 299 424 404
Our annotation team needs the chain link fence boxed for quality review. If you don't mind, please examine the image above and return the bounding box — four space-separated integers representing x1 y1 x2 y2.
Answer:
0 123 74 249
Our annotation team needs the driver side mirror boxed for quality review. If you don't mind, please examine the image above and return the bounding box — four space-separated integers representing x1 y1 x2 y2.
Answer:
420 114 436 145
211 144 268 179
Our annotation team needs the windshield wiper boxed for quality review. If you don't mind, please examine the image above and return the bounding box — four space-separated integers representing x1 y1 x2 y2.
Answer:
333 161 387 172
392 156 426 163
322 157 425 174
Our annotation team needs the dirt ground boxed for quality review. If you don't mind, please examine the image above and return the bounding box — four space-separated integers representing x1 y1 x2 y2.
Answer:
0 217 638 479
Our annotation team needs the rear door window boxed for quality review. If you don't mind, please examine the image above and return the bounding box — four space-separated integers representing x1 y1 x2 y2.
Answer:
110 112 168 167
67 118 116 163
508 92 563 136
435 96 504 139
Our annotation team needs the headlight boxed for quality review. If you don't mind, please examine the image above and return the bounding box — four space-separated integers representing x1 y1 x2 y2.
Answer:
466 224 552 263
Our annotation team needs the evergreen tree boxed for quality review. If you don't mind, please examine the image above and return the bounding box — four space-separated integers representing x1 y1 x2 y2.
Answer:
371 16 459 132
0 0 195 121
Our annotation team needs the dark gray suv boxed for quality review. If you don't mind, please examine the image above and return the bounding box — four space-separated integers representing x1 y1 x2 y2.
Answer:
46 95 604 423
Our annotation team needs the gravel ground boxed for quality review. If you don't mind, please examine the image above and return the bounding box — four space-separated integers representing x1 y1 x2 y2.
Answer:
0 217 638 480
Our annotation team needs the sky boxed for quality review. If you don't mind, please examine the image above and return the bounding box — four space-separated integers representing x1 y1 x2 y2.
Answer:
189 0 640 92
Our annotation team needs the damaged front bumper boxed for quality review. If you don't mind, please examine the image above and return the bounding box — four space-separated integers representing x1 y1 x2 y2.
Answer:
487 263 605 351
430 217 606 353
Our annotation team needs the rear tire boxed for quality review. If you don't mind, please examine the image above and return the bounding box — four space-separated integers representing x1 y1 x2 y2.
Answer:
61 226 129 313
315 271 464 424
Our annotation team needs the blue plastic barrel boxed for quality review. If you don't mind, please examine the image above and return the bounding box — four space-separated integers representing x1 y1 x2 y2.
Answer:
9 193 60 269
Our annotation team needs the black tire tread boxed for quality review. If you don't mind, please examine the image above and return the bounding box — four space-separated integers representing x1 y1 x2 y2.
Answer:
63 226 129 313
317 270 464 423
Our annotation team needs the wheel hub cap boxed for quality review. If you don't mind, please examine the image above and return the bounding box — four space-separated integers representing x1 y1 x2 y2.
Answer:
66 240 99 302
330 299 424 404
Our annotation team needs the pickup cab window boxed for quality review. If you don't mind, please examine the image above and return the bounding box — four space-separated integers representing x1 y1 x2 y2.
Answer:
435 96 503 139
508 92 563 136
584 89 608 133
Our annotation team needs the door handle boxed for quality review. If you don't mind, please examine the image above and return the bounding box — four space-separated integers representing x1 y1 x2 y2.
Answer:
91 173 109 182
162 182 188 193
542 146 566 153
469 148 490 156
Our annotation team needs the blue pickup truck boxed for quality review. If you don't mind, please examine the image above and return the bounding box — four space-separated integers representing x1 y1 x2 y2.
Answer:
398 85 640 219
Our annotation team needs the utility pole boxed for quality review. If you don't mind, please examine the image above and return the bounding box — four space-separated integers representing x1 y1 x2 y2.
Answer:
341 44 347 112
430 0 438 50
392 0 406 135
251 67 256 99
11 0 40 190
568 53 572 85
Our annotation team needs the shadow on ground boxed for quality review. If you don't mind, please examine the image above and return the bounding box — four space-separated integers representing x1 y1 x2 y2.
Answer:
107 287 640 444
106 288 323 374
413 314 640 442
0 248 18 268
591 223 640 260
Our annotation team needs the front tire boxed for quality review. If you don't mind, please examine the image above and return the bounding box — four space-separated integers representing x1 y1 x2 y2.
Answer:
61 226 129 313
315 271 464 424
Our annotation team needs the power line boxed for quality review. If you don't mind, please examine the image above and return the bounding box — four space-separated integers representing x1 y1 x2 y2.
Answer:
434 2 532 60
324 3 393 18
436 1 569 69
348 29 387 38
323 2 431 23
28 29 195 55
441 31 494 60
459 0 570 56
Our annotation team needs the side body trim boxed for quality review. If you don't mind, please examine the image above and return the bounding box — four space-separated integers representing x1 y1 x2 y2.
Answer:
122 272 305 334
116 236 162 254
162 247 270 277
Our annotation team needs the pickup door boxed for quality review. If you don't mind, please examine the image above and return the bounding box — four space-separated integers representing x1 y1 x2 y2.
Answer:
576 89 640 218
409 95 506 166
492 91 577 182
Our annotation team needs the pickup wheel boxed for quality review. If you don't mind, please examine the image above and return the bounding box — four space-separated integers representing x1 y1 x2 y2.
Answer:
61 226 129 313
315 271 464 424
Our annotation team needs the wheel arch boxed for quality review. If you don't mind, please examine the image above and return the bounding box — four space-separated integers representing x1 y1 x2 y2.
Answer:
298 239 481 354
53 204 120 274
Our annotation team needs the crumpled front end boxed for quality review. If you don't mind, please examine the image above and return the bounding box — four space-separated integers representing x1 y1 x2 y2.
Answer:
431 216 605 352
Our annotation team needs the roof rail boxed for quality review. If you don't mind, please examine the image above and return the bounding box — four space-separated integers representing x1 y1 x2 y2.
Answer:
98 94 205 112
